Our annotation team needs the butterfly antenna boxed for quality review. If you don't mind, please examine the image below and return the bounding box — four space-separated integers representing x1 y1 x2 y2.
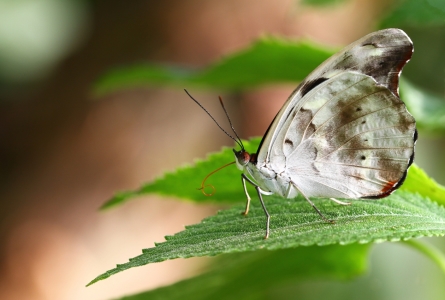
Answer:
184 89 243 149
218 95 245 150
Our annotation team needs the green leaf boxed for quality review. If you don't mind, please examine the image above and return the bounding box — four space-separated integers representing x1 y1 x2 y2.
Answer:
93 37 335 96
402 163 445 206
114 243 370 300
100 139 260 209
101 137 445 209
94 33 445 136
88 191 445 286
381 0 445 27
400 78 445 134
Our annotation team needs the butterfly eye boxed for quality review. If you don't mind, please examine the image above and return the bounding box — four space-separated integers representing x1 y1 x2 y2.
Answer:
233 149 250 169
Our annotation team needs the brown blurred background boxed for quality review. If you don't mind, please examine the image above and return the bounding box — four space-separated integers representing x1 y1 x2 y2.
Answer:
0 1 444 299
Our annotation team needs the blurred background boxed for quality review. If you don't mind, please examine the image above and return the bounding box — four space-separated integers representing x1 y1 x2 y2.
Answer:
0 0 444 299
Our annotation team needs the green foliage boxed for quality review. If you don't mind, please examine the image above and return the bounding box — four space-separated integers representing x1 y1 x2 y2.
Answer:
100 139 256 209
403 159 445 206
401 79 445 134
381 0 445 27
94 37 335 96
88 191 445 286
114 244 370 300
94 38 445 136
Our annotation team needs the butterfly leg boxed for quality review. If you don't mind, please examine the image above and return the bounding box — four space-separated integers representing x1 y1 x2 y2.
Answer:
255 188 270 239
241 174 271 239
292 183 335 224
240 175 251 216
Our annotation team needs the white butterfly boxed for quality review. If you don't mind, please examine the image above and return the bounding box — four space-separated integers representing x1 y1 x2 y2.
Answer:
190 28 417 238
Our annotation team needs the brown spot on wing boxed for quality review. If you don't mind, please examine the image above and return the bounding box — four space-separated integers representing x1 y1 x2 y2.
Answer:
362 144 415 200
359 38 412 97
361 42 377 47
329 29 413 96
299 107 316 140
288 107 316 148
363 171 407 199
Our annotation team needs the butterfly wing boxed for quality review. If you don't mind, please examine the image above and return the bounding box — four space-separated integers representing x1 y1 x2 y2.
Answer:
257 28 413 165
282 71 416 198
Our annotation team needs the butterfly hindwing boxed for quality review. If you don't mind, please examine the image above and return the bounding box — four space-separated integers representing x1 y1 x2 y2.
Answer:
283 72 416 198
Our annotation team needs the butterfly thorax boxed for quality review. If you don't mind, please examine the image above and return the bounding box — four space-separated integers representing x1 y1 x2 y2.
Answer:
234 149 296 198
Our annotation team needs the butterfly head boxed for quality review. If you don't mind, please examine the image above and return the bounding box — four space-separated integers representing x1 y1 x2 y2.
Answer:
233 149 256 170
233 149 249 170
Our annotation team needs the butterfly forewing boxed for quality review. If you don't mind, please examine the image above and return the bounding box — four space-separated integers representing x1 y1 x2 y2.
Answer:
257 28 413 164
312 28 413 96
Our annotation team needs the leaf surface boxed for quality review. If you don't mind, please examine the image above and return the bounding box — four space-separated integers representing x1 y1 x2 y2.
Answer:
115 243 370 300
88 191 445 286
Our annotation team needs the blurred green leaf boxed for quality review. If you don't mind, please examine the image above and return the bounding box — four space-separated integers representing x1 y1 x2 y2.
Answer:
94 37 335 96
115 243 370 300
89 191 445 286
428 0 445 12
381 0 445 27
95 34 445 136
401 78 445 134
100 139 257 210
402 159 445 206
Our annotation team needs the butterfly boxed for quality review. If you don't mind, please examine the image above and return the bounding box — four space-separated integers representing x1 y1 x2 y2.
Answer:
187 28 417 239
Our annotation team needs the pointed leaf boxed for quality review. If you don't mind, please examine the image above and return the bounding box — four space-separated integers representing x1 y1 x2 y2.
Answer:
100 139 260 209
88 191 445 286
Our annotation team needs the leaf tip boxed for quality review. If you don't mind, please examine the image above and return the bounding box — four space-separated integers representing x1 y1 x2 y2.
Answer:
86 273 110 287
100 190 144 210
